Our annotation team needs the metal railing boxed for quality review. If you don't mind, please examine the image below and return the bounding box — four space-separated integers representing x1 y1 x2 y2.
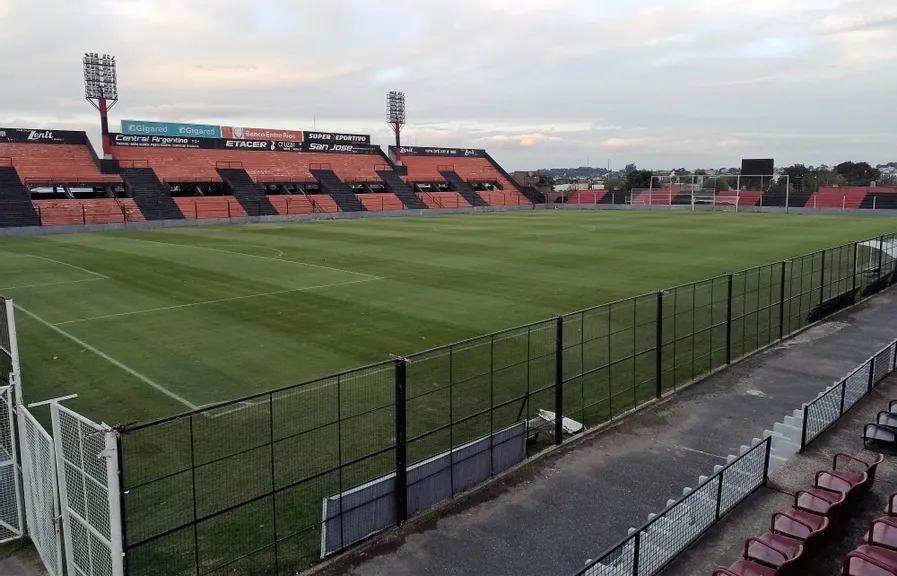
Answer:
801 337 897 449
574 438 772 576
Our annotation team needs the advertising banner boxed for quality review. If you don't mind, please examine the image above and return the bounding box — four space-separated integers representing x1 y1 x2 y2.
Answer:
0 128 86 145
121 120 221 139
304 131 371 145
221 126 303 142
111 133 206 149
391 145 486 158
110 134 381 155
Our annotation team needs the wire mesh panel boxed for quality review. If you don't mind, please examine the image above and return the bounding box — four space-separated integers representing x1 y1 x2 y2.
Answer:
576 439 770 576
872 344 895 386
0 385 23 543
19 406 64 576
843 361 872 411
803 384 844 446
52 403 124 576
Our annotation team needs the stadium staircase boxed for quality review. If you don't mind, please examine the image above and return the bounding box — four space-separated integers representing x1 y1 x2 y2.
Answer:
861 192 897 210
0 166 40 227
311 169 366 212
120 168 184 220
439 170 488 207
216 168 278 216
377 170 428 209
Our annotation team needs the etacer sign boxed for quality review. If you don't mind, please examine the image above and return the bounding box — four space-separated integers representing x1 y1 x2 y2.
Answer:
121 120 221 139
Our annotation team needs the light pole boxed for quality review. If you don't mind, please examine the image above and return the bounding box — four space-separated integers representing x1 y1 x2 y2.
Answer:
83 53 119 157
387 91 406 164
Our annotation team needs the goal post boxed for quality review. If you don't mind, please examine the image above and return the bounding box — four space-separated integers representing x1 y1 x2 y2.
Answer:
649 173 784 211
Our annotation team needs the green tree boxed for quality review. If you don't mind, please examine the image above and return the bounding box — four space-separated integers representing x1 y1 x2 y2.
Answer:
626 169 654 189
834 161 880 186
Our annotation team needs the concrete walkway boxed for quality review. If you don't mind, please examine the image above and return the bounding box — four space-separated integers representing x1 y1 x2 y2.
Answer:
318 291 897 576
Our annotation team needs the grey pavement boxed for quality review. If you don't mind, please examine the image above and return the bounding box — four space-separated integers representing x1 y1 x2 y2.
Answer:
661 370 897 576
316 290 897 576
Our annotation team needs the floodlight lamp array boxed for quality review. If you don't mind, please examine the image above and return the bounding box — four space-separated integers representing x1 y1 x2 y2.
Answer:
83 53 118 100
387 91 406 124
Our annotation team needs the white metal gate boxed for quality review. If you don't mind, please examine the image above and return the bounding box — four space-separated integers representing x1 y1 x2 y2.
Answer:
52 404 124 576
19 405 64 576
0 385 24 542
0 297 24 544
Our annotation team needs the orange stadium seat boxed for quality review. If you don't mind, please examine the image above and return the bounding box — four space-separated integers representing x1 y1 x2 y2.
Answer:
32 198 142 226
417 191 469 209
113 147 385 185
357 193 405 211
173 197 247 219
0 143 121 185
401 155 528 203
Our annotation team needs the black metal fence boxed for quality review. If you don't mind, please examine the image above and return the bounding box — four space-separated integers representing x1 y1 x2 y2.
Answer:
573 437 772 576
801 337 897 449
118 232 897 576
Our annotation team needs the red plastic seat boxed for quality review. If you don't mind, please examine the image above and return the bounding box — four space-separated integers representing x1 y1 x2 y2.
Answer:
815 470 868 504
843 546 897 575
830 453 884 493
795 488 845 520
744 535 803 568
866 518 897 552
771 509 829 542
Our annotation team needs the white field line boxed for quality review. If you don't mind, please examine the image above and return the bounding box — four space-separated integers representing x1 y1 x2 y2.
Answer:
21 254 109 279
55 277 381 325
202 374 374 419
118 236 382 280
14 303 199 411
0 278 107 291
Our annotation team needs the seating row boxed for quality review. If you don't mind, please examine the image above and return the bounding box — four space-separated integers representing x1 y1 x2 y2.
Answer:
863 401 897 447
842 493 897 574
713 452 883 575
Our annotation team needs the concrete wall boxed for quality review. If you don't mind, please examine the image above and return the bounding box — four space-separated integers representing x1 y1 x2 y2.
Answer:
0 204 538 237
5 201 897 238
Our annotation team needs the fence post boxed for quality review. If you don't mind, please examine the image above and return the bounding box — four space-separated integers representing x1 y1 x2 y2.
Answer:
819 249 826 312
839 380 847 415
853 243 858 296
726 274 733 364
879 235 885 281
632 532 641 576
655 291 663 399
714 472 725 520
800 404 809 452
762 438 772 486
868 357 876 394
115 435 130 576
779 261 787 339
554 316 564 446
394 357 409 524
82 205 87 225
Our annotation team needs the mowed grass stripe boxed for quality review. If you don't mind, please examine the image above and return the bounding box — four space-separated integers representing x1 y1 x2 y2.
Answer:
3 211 897 424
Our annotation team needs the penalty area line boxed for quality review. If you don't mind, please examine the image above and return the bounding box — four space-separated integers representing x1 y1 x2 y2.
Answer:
14 304 200 411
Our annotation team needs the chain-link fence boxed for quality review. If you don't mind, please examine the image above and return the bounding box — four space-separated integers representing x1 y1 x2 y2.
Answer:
802 338 897 449
118 232 897 576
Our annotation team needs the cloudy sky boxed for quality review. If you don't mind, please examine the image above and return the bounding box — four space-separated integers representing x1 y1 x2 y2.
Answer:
1 0 896 171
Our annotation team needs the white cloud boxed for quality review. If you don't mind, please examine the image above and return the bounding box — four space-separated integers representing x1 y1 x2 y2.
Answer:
0 0 896 170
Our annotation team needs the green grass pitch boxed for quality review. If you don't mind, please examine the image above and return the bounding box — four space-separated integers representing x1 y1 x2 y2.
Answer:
2 210 894 425
4 209 896 574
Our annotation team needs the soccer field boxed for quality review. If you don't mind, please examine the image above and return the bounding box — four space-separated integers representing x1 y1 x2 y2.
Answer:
3 210 896 425
6 209 897 575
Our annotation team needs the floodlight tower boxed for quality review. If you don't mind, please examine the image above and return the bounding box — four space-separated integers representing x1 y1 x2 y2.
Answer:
387 91 406 164
83 53 119 157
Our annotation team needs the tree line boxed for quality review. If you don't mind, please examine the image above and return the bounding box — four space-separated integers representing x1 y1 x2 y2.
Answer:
598 162 897 192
